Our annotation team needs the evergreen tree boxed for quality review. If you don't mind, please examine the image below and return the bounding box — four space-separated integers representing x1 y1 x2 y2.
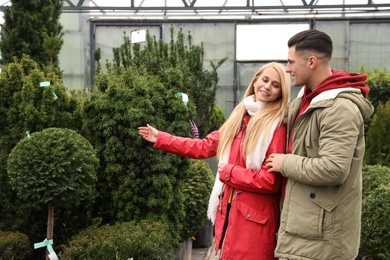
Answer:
82 64 192 239
360 67 390 132
108 27 227 137
0 0 64 70
0 55 82 251
362 67 390 110
87 28 226 240
365 101 390 166
180 159 214 240
7 127 98 259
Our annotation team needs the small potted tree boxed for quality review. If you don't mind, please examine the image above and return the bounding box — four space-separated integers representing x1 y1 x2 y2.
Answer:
7 127 98 259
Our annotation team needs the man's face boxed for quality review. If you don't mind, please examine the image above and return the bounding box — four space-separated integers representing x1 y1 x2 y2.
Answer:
286 46 311 87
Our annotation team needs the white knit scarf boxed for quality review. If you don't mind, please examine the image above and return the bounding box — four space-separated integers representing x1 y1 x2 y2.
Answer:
207 95 280 224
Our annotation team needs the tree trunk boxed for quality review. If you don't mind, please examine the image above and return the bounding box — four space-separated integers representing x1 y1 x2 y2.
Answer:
46 206 54 260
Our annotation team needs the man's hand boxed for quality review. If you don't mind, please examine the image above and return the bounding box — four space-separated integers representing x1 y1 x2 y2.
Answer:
218 162 227 173
266 153 286 173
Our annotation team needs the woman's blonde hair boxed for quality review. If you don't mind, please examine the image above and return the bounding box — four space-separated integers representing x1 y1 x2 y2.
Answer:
217 62 290 159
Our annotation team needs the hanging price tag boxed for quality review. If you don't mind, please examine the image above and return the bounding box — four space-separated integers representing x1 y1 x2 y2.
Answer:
131 30 146 43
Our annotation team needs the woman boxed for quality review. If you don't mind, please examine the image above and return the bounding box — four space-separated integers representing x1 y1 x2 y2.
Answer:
138 62 290 259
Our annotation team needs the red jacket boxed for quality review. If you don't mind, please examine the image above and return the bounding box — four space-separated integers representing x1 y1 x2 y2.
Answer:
154 115 286 259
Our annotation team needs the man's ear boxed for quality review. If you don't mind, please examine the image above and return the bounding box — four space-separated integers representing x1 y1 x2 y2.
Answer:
308 55 317 68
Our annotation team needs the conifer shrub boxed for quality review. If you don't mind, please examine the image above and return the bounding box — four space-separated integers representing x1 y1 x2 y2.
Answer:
0 55 84 247
0 0 64 69
61 220 178 260
7 127 98 206
83 65 192 239
0 231 32 260
7 127 99 255
180 159 215 240
360 164 390 259
359 67 390 132
364 101 390 167
362 164 390 199
362 67 390 112
86 27 226 245
360 184 390 259
108 27 227 138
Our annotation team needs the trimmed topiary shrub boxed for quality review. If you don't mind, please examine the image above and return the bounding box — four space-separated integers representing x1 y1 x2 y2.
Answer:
0 55 82 244
61 220 178 260
7 127 98 257
360 184 390 260
0 231 32 260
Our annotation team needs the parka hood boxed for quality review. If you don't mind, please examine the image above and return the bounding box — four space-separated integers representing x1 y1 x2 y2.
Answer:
338 91 374 120
297 88 374 120
318 70 370 98
296 70 374 120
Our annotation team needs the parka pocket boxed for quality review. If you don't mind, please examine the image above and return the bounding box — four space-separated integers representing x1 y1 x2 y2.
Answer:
285 184 336 242
235 200 269 225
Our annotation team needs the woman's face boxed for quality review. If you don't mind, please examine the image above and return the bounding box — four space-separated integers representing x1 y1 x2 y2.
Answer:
253 67 282 103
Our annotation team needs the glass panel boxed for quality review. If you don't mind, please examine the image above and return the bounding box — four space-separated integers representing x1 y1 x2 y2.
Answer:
236 23 310 61
350 23 390 72
95 25 161 64
59 13 86 89
161 23 235 117
316 21 349 70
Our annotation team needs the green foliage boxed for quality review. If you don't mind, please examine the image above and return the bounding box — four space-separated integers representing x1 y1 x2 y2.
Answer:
61 220 178 260
361 67 390 111
82 64 192 238
106 27 227 137
210 105 226 131
0 231 32 260
0 56 82 241
360 67 390 132
43 32 64 68
360 165 390 259
361 184 390 259
180 159 215 240
362 164 390 199
87 27 226 242
364 101 390 166
7 127 98 208
0 0 64 69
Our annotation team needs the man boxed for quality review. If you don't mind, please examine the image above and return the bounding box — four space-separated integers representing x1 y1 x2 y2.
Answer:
266 29 374 259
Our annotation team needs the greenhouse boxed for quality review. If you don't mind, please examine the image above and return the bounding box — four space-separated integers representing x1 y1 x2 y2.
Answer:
0 1 390 259
2 0 389 114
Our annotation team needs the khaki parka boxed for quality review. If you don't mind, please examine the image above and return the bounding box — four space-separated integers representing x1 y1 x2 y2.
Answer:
275 88 374 260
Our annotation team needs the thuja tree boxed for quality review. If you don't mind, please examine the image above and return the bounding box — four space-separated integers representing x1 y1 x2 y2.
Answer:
0 0 64 70
362 67 390 111
180 159 215 240
7 128 98 259
361 184 390 259
364 100 390 167
82 64 194 240
107 27 227 137
0 55 82 245
360 67 390 131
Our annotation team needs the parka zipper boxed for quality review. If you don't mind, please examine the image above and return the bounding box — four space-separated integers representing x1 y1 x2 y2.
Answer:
220 189 241 259
220 121 246 258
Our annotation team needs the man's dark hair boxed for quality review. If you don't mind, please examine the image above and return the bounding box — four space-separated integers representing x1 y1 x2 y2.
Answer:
288 29 333 59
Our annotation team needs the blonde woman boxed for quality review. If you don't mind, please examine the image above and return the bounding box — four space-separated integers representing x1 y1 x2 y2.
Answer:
139 62 290 259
